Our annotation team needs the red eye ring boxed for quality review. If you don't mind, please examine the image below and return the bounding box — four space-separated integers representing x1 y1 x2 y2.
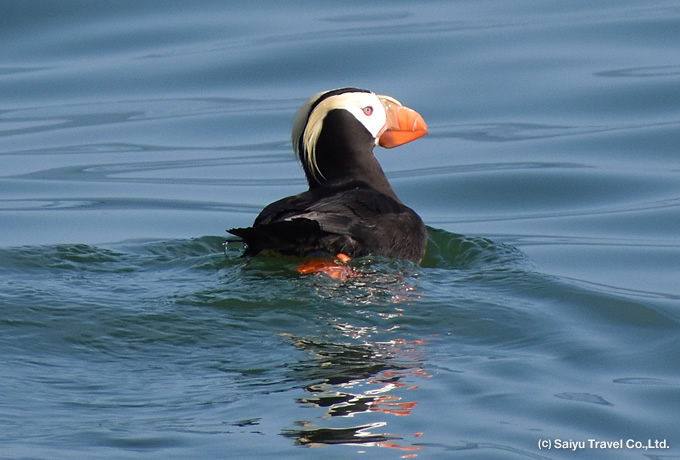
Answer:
362 106 374 116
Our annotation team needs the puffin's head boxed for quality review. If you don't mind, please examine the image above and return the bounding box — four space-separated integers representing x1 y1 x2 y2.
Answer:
291 88 428 187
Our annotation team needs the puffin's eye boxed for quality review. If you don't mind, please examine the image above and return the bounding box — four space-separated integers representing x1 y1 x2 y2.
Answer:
362 106 374 116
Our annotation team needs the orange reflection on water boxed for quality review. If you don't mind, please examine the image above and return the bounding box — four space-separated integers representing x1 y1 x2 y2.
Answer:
283 334 431 456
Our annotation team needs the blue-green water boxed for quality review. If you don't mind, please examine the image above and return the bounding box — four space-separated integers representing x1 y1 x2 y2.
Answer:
2 1 679 459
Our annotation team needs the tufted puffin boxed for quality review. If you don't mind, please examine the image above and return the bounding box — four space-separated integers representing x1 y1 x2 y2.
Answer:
228 87 428 264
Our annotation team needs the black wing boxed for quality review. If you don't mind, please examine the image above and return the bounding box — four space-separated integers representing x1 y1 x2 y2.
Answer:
228 184 426 262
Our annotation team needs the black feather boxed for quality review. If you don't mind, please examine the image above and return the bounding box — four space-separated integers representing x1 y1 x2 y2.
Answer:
228 181 427 262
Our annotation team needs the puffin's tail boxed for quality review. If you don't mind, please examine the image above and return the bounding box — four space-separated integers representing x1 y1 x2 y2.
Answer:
227 219 324 257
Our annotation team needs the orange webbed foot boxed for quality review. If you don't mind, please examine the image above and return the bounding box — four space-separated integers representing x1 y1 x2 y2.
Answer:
297 253 352 279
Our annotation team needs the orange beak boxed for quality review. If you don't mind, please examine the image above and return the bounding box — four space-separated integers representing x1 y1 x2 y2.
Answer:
377 96 428 148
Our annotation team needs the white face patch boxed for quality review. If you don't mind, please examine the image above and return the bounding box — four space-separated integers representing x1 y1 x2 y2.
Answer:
334 92 388 141
292 91 388 181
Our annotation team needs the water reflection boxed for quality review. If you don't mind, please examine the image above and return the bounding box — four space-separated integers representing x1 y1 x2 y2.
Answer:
281 333 430 456
305 256 424 306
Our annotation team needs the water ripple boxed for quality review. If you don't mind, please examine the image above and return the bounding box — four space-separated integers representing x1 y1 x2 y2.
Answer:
0 96 295 140
431 119 680 142
0 197 259 213
595 64 680 78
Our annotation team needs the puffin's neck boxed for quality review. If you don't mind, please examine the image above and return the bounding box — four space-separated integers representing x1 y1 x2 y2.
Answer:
303 110 400 201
